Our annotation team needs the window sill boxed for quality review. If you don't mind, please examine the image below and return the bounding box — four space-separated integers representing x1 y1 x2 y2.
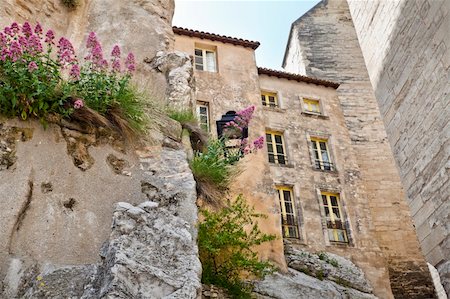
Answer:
269 163 295 168
312 167 338 174
327 241 351 248
263 106 286 113
301 111 329 120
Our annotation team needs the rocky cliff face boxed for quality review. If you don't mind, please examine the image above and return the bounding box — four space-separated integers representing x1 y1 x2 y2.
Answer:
0 1 204 298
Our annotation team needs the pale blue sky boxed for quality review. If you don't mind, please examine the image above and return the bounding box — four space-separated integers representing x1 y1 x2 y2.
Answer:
173 0 319 70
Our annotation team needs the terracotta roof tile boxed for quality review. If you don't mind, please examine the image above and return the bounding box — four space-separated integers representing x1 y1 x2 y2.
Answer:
173 26 260 50
258 67 340 89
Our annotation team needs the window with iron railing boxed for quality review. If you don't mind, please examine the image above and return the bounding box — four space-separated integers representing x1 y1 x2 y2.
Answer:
311 138 334 171
277 187 299 238
261 91 278 108
321 192 348 243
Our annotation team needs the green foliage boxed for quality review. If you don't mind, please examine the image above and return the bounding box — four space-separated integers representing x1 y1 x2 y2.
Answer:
67 70 145 132
61 0 79 8
329 258 339 268
316 269 325 281
198 195 276 298
167 108 197 125
318 252 327 261
0 51 70 122
190 139 238 202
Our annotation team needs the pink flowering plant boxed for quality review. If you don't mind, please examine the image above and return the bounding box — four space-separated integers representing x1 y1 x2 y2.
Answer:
0 22 69 121
221 105 265 164
190 106 264 203
0 22 144 134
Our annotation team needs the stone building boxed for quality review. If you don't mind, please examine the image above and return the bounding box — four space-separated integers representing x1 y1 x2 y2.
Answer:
173 25 435 298
283 0 449 296
346 0 449 295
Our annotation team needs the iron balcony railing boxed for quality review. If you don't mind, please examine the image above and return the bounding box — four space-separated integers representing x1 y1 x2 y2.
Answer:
315 160 335 171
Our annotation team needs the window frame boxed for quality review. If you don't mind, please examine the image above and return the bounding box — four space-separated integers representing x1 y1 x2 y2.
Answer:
196 101 210 132
310 137 335 171
194 47 217 72
266 131 288 165
276 186 299 239
261 91 279 108
321 192 348 244
303 98 321 114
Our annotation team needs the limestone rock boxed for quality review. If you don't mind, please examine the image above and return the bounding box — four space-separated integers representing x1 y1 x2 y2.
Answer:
285 247 373 293
254 269 378 299
149 51 194 109
14 201 201 299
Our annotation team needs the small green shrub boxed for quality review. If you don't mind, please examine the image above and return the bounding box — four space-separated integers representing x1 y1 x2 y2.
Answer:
329 258 339 268
198 195 276 298
318 252 327 261
190 139 237 203
61 0 79 8
316 269 325 281
167 108 197 125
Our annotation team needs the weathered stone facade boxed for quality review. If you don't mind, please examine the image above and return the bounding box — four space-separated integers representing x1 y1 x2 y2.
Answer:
281 0 437 297
173 16 436 296
347 0 449 295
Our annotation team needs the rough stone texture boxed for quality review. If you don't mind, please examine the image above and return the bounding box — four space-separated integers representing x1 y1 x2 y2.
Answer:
254 269 377 299
285 246 373 293
347 0 449 295
12 201 201 299
150 51 195 109
283 0 436 298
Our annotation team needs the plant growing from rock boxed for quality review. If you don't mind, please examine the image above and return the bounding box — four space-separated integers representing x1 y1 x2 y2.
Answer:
198 195 276 298
61 0 80 8
0 22 145 138
190 106 264 204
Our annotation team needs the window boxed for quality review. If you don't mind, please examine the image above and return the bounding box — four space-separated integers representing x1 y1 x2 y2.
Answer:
303 98 321 114
196 102 209 131
266 132 287 165
311 138 334 171
261 91 278 108
277 187 299 238
321 192 348 243
194 48 216 72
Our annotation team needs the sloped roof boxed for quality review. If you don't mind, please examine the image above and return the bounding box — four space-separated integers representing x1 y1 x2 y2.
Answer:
173 26 260 50
258 67 340 89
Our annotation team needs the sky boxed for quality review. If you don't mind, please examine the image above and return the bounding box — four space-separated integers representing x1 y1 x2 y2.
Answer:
173 0 319 70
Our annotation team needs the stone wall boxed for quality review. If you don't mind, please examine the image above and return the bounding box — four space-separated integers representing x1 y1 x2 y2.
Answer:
283 0 436 297
347 0 449 294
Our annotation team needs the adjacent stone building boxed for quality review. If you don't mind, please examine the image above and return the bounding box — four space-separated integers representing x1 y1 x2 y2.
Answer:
173 23 436 297
346 0 449 295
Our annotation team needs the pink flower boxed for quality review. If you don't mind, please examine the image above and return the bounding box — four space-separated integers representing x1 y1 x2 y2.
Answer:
112 59 121 72
10 22 19 34
34 23 43 36
111 45 121 58
22 22 32 37
86 32 97 49
28 35 43 54
253 136 265 150
57 37 76 65
28 61 38 72
69 64 80 80
45 29 55 44
8 41 22 61
73 99 84 109
125 52 135 73
4 26 13 37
